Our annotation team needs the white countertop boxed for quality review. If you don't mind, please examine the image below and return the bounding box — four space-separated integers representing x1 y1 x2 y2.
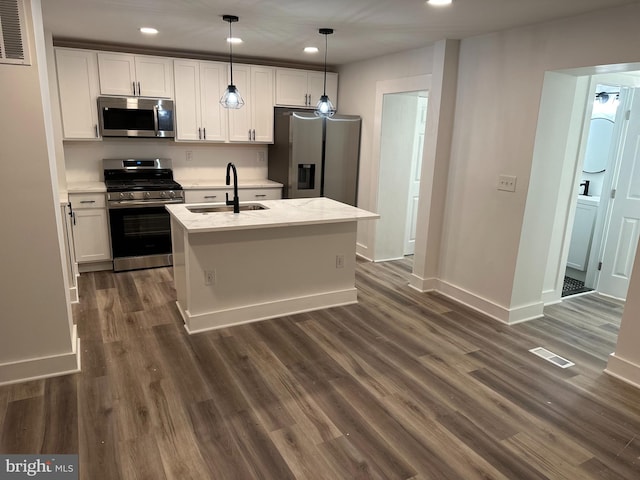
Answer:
179 179 283 189
167 197 379 233
67 181 107 193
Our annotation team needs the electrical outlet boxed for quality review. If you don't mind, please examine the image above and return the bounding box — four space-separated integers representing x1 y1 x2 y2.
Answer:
204 269 215 285
497 174 517 192
257 151 265 163
336 255 345 269
186 151 193 162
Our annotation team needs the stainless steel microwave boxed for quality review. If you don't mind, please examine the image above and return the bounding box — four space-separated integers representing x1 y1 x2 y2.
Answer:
97 96 175 138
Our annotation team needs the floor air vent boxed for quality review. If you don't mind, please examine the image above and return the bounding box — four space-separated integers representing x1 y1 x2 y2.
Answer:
529 347 575 368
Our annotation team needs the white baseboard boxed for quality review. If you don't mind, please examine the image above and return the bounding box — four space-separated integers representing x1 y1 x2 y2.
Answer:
605 353 640 390
542 288 561 306
181 288 358 334
435 280 543 325
0 326 81 386
408 274 438 292
356 242 372 261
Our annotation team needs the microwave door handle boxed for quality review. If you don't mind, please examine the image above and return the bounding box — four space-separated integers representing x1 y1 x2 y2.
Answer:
153 105 159 136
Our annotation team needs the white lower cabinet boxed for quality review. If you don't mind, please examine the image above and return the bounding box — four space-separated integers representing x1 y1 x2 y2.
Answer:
567 200 598 271
69 193 112 264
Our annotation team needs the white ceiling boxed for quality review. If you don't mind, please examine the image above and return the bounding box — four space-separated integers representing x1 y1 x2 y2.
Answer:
42 0 639 67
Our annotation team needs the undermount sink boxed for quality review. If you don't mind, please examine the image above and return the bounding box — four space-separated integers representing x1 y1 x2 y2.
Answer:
187 203 268 214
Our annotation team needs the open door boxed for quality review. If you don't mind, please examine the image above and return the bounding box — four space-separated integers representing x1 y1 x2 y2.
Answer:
598 88 640 299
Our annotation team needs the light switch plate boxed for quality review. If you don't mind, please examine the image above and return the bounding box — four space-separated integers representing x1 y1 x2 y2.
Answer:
497 174 517 192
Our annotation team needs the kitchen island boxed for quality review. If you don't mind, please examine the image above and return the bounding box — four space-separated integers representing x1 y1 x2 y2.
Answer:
166 197 379 333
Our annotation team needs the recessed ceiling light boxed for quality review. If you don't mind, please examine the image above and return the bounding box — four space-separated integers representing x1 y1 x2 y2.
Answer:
427 0 452 5
140 27 158 35
304 47 319 54
227 37 243 44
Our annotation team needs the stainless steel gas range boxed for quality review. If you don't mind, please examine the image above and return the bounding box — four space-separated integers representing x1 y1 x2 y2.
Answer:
103 158 184 272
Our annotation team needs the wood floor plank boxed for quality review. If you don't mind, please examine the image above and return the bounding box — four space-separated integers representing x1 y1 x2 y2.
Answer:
0 396 44 453
41 375 78 454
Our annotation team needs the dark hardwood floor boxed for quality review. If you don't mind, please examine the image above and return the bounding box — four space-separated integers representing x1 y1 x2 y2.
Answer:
1 258 639 479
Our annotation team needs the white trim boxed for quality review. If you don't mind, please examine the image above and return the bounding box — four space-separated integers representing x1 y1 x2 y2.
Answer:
356 242 373 260
180 288 358 334
0 326 80 386
78 260 113 273
605 353 640 390
435 280 543 325
408 273 438 292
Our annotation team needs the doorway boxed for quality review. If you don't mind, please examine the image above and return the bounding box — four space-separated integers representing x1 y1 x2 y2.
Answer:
361 74 431 263
375 91 428 260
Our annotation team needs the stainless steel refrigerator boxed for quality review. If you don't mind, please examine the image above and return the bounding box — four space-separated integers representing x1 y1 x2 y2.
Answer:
268 107 361 206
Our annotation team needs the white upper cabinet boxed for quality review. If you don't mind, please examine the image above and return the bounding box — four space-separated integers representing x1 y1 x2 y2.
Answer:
228 65 274 143
174 59 227 142
97 52 173 98
55 48 101 140
275 68 338 109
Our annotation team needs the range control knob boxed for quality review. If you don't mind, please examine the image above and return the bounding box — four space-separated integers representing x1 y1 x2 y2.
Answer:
144 191 151 199
119 192 126 199
160 191 167 199
168 191 175 199
128 192 135 200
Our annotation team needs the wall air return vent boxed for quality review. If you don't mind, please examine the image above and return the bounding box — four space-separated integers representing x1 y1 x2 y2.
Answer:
0 0 30 65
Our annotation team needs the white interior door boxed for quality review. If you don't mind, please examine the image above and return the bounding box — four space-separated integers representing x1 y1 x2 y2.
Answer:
404 95 427 255
598 89 640 299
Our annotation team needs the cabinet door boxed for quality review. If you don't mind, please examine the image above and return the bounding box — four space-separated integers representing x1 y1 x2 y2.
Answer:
199 61 228 141
55 48 100 139
227 65 252 142
72 209 112 263
251 66 274 143
308 71 338 109
135 55 173 98
97 52 137 96
174 59 202 141
275 68 308 107
567 203 597 271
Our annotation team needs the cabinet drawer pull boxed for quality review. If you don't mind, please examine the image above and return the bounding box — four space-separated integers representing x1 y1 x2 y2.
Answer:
203 127 206 140
94 124 99 137
252 129 256 141
203 195 217 199
80 200 96 204
132 81 136 96
198 127 202 140
137 81 141 96
255 194 267 198
248 129 252 141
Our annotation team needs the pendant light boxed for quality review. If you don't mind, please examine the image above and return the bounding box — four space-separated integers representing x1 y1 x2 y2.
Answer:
220 15 245 109
315 28 336 117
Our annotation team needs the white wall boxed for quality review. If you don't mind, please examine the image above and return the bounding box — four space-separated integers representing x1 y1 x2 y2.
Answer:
440 4 640 322
63 141 268 184
0 0 78 384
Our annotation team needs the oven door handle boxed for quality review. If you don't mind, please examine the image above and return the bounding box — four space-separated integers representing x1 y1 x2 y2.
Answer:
108 199 184 209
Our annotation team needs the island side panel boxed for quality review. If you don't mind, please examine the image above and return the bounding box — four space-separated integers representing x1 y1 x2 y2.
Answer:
170 217 188 317
183 221 358 332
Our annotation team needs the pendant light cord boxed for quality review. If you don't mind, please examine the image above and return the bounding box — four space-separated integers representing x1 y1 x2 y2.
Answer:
323 33 327 95
228 20 234 85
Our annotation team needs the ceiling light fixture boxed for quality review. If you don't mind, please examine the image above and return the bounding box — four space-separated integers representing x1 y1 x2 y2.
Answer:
220 15 244 109
315 28 336 118
140 27 158 35
304 46 319 54
427 0 453 5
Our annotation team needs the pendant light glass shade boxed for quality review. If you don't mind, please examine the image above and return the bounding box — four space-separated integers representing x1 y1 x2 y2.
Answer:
314 28 336 118
220 84 244 109
220 15 244 109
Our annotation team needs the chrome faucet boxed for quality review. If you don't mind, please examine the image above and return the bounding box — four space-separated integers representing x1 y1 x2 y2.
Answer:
225 162 240 213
